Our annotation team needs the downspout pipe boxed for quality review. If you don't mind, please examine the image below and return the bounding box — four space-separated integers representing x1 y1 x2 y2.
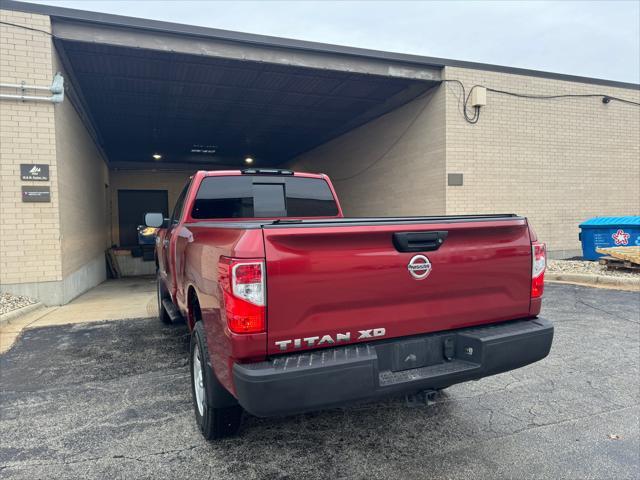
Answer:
0 72 64 103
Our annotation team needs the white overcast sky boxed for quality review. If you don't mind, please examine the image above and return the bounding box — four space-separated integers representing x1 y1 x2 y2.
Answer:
24 0 640 84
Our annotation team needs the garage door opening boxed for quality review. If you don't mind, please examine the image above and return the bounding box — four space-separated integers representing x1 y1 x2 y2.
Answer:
53 35 438 245
43 8 442 285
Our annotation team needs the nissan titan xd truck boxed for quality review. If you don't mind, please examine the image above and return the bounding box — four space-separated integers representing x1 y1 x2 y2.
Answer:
145 168 552 439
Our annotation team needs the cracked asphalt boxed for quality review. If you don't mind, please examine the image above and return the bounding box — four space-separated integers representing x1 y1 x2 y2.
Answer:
1 283 639 479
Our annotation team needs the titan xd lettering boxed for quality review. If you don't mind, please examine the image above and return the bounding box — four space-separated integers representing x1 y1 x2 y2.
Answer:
274 328 386 351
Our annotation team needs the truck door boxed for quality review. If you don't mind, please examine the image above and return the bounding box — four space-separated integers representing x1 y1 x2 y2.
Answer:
162 182 190 299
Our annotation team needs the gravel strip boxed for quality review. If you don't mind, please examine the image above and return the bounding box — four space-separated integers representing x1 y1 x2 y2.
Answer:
547 259 639 279
0 292 37 316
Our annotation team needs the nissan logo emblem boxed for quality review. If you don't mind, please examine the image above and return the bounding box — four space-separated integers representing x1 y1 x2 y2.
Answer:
407 254 432 280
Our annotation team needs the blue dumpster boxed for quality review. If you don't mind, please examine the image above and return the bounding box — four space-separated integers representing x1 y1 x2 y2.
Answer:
579 216 640 260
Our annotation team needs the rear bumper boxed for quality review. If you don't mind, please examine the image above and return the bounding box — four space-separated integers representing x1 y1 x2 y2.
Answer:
233 318 553 417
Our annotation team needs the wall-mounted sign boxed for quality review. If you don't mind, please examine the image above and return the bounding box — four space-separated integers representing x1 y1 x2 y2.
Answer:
20 164 49 181
22 186 51 202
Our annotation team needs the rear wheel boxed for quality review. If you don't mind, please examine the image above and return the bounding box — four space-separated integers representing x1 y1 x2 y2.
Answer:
190 321 243 440
156 273 172 324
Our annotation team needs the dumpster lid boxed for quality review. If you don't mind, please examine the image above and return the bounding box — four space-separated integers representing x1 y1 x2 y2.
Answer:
580 216 640 227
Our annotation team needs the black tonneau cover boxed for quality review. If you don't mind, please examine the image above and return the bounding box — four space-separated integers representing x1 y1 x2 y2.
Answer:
265 214 522 228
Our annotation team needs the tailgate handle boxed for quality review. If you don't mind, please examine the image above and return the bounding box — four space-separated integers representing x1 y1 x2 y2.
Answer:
392 231 448 252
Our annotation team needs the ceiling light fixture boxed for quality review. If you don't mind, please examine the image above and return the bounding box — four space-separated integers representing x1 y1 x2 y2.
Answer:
244 157 254 165
152 153 162 160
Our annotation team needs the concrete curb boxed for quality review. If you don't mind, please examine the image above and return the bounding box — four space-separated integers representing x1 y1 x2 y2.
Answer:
0 302 44 327
546 273 640 291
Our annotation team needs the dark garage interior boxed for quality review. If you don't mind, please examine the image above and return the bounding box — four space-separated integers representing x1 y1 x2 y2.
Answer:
56 40 437 168
48 21 439 252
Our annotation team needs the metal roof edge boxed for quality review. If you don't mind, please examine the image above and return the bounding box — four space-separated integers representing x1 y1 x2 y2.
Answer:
2 0 639 91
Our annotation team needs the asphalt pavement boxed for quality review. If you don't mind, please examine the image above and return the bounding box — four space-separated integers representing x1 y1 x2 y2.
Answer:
1 283 639 479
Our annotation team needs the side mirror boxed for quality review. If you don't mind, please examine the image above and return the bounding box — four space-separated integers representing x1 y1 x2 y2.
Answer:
145 212 166 228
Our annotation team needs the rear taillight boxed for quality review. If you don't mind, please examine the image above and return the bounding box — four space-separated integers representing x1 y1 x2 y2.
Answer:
218 257 265 334
531 242 546 298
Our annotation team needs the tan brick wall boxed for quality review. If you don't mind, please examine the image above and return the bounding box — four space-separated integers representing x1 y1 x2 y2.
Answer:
289 85 446 216
0 10 61 285
443 66 640 255
53 49 111 277
109 169 194 246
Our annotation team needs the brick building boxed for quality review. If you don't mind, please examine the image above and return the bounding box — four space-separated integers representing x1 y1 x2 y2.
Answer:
1 1 639 304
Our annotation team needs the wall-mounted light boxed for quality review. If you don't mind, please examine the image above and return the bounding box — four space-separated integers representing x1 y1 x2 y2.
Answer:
152 153 162 160
244 157 254 165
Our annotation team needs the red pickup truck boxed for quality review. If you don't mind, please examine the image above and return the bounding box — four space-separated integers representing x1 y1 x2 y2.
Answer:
145 168 552 440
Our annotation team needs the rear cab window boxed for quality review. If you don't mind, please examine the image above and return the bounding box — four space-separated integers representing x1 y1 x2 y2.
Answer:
191 176 339 219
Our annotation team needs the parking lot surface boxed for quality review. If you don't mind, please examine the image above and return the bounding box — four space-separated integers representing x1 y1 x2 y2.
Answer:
1 283 638 479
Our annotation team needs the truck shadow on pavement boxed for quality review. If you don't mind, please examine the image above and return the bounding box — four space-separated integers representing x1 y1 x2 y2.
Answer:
0 283 638 479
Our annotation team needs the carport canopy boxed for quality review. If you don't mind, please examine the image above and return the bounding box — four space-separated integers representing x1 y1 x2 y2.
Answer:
47 10 442 168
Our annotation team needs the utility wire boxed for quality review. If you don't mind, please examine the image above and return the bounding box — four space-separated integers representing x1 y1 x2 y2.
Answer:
0 20 53 36
442 79 481 124
485 87 640 106
443 78 639 125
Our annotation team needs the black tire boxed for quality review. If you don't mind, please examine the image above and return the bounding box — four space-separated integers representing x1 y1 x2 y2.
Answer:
156 272 172 324
190 321 243 440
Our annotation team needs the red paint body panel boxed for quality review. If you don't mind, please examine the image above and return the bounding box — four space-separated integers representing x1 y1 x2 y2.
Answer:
263 220 532 355
155 170 542 398
181 226 267 393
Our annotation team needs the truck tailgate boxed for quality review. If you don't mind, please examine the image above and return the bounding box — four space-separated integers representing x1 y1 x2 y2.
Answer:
263 218 532 355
